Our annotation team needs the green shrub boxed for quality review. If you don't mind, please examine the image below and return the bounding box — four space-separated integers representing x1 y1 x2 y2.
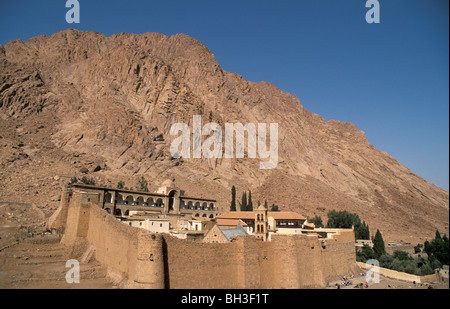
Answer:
356 244 377 262
270 204 279 211
136 176 149 192
405 261 421 275
419 263 434 276
390 259 405 273
308 215 324 228
414 243 423 254
378 253 394 269
393 250 412 261
81 176 95 185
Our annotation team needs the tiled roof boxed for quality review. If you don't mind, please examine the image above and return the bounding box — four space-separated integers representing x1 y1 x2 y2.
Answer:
217 211 306 221
268 212 306 220
216 212 255 220
216 218 248 227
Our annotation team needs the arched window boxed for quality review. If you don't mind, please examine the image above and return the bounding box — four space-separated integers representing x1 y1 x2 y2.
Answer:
136 196 144 206
126 195 134 205
156 198 164 207
104 192 112 204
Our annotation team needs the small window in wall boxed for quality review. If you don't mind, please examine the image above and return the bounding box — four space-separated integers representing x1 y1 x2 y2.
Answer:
160 223 162 227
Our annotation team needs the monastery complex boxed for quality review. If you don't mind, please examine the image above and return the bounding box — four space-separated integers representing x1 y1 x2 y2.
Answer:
48 180 359 288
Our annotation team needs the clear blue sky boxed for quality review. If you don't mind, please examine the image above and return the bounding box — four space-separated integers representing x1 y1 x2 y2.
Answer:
1 0 448 190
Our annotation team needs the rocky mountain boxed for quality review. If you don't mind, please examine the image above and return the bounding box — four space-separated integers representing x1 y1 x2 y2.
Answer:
0 29 448 244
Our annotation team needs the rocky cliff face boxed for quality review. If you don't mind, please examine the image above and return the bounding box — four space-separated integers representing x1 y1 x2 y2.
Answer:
0 29 448 243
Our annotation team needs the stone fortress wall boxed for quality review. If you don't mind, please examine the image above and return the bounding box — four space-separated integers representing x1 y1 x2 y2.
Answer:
50 187 359 289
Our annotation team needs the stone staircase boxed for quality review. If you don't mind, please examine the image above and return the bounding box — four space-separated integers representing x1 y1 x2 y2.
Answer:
0 234 118 289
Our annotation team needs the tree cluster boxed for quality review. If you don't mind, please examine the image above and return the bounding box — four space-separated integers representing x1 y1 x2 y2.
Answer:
70 176 96 186
114 177 150 192
424 230 449 266
307 215 324 228
136 176 149 192
325 210 370 240
356 229 448 276
229 186 280 212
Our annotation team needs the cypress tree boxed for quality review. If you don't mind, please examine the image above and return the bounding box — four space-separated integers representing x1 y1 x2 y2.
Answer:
240 191 247 212
373 229 386 258
247 191 253 211
365 222 370 240
356 221 370 240
230 185 236 211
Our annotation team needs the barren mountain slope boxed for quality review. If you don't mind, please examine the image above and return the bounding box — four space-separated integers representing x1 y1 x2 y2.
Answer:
0 29 448 243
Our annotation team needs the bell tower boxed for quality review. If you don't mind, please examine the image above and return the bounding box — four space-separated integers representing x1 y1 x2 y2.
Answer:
254 205 268 241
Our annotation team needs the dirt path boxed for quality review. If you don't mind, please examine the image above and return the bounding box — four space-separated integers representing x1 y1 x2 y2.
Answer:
326 273 448 290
